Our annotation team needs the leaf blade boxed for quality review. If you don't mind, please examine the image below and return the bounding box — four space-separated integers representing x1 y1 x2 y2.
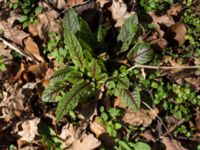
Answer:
127 42 153 64
117 14 138 53
64 28 84 67
42 81 66 102
56 81 94 120
62 8 80 34
119 87 141 111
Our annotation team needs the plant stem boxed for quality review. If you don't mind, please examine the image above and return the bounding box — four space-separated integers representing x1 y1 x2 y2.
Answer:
128 64 200 71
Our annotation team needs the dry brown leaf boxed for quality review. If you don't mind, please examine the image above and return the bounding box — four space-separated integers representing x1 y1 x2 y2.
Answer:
57 0 67 9
8 11 21 26
60 124 76 148
167 22 186 46
27 62 48 79
90 118 106 137
28 2 61 39
97 0 110 8
28 24 38 37
195 116 200 131
0 22 29 46
150 38 168 49
15 117 40 142
184 77 200 91
60 123 101 150
161 136 187 150
67 0 84 7
111 0 134 27
24 37 44 62
0 83 27 122
72 134 101 150
0 11 29 45
123 108 159 127
167 3 182 16
114 96 127 109
0 42 12 60
149 12 175 27
140 130 156 142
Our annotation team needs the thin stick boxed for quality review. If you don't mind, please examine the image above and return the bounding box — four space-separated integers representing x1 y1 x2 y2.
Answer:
142 101 173 139
0 37 34 61
128 64 200 71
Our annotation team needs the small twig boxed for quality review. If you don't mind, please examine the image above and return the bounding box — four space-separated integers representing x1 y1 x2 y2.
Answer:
128 64 200 71
0 37 34 62
166 118 185 135
176 136 200 143
142 101 173 139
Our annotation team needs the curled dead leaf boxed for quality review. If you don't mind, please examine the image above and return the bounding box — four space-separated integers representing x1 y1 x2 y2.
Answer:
24 37 45 62
15 117 40 142
60 124 76 148
167 3 182 16
111 0 134 27
149 12 175 27
27 62 48 80
114 96 127 109
90 118 106 137
123 108 159 127
165 22 186 47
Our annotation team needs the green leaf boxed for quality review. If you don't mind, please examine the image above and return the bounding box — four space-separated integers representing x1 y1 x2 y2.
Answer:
50 67 72 82
78 18 96 48
56 81 94 120
115 76 130 89
62 8 80 34
97 25 109 43
64 28 84 67
118 88 141 111
42 81 66 102
88 59 101 80
117 14 138 53
132 142 151 150
19 15 28 22
127 42 153 64
118 140 132 150
66 70 84 84
38 121 64 149
34 6 42 15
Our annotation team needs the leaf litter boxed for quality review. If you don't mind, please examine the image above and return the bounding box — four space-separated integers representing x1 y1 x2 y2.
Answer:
0 0 199 149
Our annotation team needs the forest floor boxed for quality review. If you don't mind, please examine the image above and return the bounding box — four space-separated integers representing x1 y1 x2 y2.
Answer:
0 0 200 149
